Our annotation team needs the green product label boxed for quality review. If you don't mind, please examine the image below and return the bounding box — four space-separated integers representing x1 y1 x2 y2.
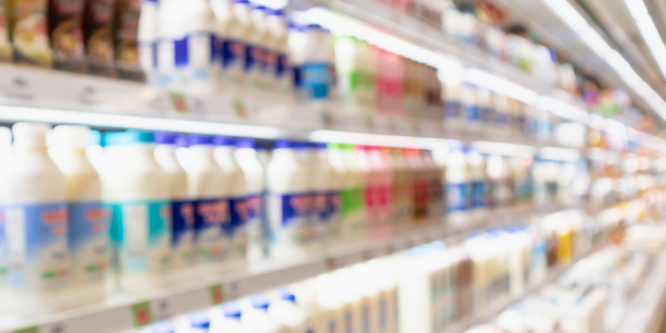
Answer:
342 187 365 217
131 302 152 327
107 200 171 274
350 70 375 91
210 284 225 305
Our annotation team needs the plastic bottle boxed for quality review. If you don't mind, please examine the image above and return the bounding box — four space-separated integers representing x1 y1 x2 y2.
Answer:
102 131 171 293
210 0 246 91
153 132 195 285
476 88 495 131
388 147 414 234
176 311 210 333
268 288 314 332
185 135 232 273
467 149 489 226
354 146 378 235
266 139 316 259
288 22 307 100
4 123 67 315
213 136 248 266
487 155 513 210
138 0 159 84
366 146 393 237
266 9 291 96
328 144 353 245
462 84 481 134
422 150 443 222
249 4 275 92
233 0 262 94
49 125 106 308
335 36 364 111
302 24 332 102
210 303 249 333
446 145 471 230
404 149 429 225
157 0 186 88
340 144 367 242
183 0 218 94
0 127 11 313
241 295 286 333
235 138 266 263
311 143 340 247
86 129 105 175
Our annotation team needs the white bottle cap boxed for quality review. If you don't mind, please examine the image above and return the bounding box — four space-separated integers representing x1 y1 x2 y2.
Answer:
51 125 91 150
12 122 51 149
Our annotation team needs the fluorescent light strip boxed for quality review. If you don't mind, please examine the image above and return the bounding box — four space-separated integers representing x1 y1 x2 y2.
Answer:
0 105 283 139
308 129 455 149
541 0 666 120
302 8 540 105
623 0 666 79
471 141 536 157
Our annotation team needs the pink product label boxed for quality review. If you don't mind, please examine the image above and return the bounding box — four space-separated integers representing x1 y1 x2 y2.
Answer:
376 75 403 114
366 185 392 222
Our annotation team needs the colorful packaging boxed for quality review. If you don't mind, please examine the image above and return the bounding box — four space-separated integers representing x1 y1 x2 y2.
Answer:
8 0 53 67
48 0 86 72
82 0 117 76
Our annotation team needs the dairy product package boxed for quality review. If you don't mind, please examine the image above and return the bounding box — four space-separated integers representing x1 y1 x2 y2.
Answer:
301 24 333 102
137 0 158 84
103 130 171 293
83 0 117 76
6 122 68 315
50 125 107 308
210 0 245 92
266 8 291 96
235 138 266 263
48 0 86 72
153 132 196 285
113 0 143 80
8 0 53 67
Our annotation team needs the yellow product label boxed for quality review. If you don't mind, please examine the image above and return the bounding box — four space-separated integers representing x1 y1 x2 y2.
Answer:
557 231 572 262
8 0 52 66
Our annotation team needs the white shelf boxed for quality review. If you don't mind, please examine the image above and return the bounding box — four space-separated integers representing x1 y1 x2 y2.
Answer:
0 205 568 333
614 249 666 333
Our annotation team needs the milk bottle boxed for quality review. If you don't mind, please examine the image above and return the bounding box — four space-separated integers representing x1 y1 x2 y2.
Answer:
342 144 367 242
241 295 287 333
328 143 354 246
446 146 471 230
0 127 11 313
49 125 106 308
157 0 186 88
235 138 266 263
102 130 171 293
388 148 414 234
467 149 488 226
335 35 364 111
86 129 105 175
213 136 247 266
5 123 68 314
266 9 291 96
249 4 275 92
266 139 316 259
138 0 159 85
153 132 195 285
311 143 341 246
185 135 232 273
288 23 307 99
210 0 246 91
302 24 333 103
268 288 314 333
405 149 429 225
233 0 262 94
462 84 481 134
210 303 249 333
367 146 393 237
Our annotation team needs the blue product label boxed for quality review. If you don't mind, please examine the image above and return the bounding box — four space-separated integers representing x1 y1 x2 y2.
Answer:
108 201 171 274
480 106 495 124
4 203 68 290
447 182 470 212
466 105 480 122
280 193 314 227
245 44 263 72
228 197 249 237
173 32 216 81
302 62 331 100
445 100 463 119
270 192 320 244
472 181 488 208
194 198 232 261
171 200 195 266
293 65 302 90
264 48 277 74
68 202 108 283
276 53 289 78
221 39 246 84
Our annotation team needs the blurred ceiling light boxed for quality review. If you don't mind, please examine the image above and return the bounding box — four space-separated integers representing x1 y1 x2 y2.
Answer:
0 105 283 139
623 0 666 79
541 0 666 120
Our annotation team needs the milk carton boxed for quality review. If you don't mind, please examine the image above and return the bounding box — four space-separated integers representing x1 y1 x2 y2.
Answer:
102 130 171 293
50 125 107 308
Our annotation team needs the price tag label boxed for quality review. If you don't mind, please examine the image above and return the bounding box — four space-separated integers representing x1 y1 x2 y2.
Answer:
169 92 189 113
210 284 225 305
151 298 173 322
131 302 153 328
78 85 99 105
5 74 34 99
224 281 241 301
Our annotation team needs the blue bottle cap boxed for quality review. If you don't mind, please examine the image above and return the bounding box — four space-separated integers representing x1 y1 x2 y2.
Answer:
279 288 297 303
274 139 292 149
222 303 242 319
103 130 153 147
175 135 189 148
153 131 178 145
87 130 102 146
236 138 256 149
189 134 214 146
251 295 270 310
189 311 210 329
150 322 174 333
213 135 234 147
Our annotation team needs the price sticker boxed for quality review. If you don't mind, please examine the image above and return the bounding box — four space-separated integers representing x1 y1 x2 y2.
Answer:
151 299 172 322
78 85 99 105
169 92 189 113
6 75 34 99
131 302 153 328
210 284 225 305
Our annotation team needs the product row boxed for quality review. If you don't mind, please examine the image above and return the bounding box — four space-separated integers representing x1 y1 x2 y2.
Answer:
115 208 619 333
